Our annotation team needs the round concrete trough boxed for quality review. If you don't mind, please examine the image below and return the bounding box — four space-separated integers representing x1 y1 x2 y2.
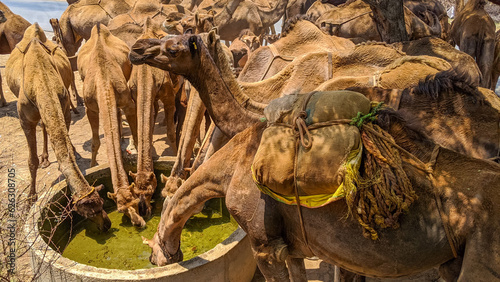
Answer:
25 156 256 281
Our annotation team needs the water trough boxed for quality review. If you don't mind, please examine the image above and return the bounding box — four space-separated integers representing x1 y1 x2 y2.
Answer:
25 156 256 281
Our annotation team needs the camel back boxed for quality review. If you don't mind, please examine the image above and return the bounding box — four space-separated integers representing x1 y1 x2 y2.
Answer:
252 91 370 207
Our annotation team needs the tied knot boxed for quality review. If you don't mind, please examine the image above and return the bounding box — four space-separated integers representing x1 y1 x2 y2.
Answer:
293 111 312 149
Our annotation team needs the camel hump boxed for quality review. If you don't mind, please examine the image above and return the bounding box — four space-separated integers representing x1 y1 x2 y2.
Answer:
16 23 59 54
91 22 112 39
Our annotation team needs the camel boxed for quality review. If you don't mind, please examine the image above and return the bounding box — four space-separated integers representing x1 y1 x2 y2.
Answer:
228 29 262 75
316 0 441 43
77 24 142 226
142 88 500 281
182 0 288 41
125 18 185 221
129 32 472 197
0 1 30 107
450 0 495 89
404 0 450 42
305 0 336 23
53 0 136 59
5 23 111 231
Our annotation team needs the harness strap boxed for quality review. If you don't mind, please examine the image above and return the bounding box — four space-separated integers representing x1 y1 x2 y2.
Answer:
259 44 295 81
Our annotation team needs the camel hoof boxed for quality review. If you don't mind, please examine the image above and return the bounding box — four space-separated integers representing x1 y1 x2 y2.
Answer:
39 159 51 169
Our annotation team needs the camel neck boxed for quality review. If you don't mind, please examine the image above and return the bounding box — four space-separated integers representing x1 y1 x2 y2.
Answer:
135 64 157 172
184 39 263 138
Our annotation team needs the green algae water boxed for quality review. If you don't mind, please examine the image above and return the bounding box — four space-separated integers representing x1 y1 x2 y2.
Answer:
62 202 238 270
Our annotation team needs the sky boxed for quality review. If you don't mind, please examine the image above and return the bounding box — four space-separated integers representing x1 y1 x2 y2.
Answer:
3 0 67 30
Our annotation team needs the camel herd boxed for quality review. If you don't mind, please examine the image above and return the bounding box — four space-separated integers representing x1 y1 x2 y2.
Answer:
1 0 500 280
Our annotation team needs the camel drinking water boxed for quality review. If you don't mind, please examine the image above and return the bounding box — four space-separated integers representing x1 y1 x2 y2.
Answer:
5 23 111 231
77 23 143 227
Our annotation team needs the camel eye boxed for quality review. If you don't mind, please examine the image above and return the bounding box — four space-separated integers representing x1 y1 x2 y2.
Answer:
168 49 178 56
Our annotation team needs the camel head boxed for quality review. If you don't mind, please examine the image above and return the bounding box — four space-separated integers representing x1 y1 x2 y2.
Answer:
71 185 111 232
130 33 204 75
128 171 156 219
107 183 146 228
160 173 185 201
161 12 185 35
142 233 183 266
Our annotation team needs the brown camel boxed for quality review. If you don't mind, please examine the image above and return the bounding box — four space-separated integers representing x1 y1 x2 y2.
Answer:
130 32 464 197
228 29 262 74
404 0 450 42
5 23 111 231
183 0 288 41
53 0 135 58
450 0 495 89
0 1 30 107
142 89 500 281
126 18 185 221
317 0 441 43
77 24 142 227
305 0 335 23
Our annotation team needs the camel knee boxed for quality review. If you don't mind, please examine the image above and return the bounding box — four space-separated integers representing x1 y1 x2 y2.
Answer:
255 238 289 263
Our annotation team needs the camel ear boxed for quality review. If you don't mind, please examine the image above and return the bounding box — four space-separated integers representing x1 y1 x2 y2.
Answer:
208 29 217 45
142 235 155 248
188 35 199 56
184 28 193 34
95 184 104 192
149 172 155 181
160 173 168 184
129 171 137 180
107 192 117 201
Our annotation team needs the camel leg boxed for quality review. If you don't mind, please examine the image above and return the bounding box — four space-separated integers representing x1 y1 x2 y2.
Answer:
70 78 84 106
286 257 307 282
174 83 187 147
251 242 290 282
162 88 205 197
86 107 100 167
457 223 500 281
0 73 6 107
121 102 138 153
39 122 51 169
19 114 39 203
159 84 177 152
477 39 495 89
192 126 229 174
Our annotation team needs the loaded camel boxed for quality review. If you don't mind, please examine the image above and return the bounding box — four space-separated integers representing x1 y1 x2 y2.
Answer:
5 23 111 231
136 31 475 197
141 88 500 281
0 1 30 107
131 33 500 280
77 24 143 226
